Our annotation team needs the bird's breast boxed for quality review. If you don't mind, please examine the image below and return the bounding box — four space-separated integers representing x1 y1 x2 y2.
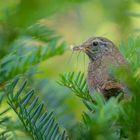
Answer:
87 60 109 93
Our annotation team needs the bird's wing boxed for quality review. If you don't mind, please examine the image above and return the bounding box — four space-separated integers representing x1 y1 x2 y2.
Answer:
101 81 123 90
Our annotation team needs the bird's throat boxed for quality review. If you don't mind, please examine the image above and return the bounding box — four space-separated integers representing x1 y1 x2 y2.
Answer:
86 51 101 62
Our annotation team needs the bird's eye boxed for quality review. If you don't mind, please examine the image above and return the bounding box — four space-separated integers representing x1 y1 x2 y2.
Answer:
92 41 98 46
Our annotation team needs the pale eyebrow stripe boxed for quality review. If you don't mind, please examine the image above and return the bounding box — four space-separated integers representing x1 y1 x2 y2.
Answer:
96 39 112 45
92 39 106 45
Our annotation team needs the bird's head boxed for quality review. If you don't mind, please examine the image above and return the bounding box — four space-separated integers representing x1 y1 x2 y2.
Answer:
73 37 116 61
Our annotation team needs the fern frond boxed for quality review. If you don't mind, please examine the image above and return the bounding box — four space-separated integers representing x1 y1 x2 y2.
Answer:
59 72 92 101
0 23 66 85
7 78 69 140
119 36 140 70
80 94 123 140
0 41 65 85
26 23 59 42
0 131 10 140
0 108 12 140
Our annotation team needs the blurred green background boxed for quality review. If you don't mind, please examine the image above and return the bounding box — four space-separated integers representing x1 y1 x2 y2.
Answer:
0 0 140 139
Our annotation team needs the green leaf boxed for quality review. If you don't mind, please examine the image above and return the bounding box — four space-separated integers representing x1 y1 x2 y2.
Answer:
6 78 69 140
59 72 92 101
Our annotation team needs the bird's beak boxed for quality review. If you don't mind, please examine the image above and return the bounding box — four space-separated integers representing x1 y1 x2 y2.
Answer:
72 45 87 52
72 44 94 61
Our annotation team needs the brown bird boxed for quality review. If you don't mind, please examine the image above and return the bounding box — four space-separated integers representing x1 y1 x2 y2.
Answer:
73 37 128 99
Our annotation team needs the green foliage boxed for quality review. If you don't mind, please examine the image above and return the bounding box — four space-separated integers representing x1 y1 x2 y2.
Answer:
6 78 69 140
115 68 140 140
119 36 140 70
79 95 122 140
0 0 75 139
0 108 11 140
36 79 76 130
0 23 66 84
59 72 92 101
0 0 140 139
